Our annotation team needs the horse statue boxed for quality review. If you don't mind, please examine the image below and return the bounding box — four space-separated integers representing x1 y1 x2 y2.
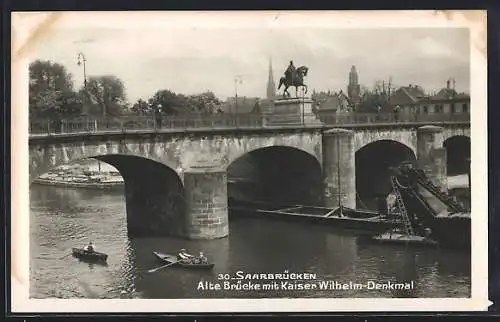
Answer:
278 65 309 98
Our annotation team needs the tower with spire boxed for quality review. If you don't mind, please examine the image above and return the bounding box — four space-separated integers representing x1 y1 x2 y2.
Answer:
347 65 361 106
266 58 276 100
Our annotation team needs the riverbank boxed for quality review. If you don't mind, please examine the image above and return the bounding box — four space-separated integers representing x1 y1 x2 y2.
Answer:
34 159 124 190
33 177 124 190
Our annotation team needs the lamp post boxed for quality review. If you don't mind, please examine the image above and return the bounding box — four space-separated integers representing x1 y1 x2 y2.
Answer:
234 76 243 126
234 76 242 113
77 52 87 88
78 53 100 172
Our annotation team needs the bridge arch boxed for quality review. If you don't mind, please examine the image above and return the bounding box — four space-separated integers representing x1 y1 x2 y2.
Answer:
222 132 323 171
443 135 471 176
355 139 417 209
354 128 417 154
443 127 471 142
227 145 323 206
32 154 186 237
29 140 182 185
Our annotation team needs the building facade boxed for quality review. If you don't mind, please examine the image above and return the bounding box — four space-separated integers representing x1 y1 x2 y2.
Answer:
390 79 470 118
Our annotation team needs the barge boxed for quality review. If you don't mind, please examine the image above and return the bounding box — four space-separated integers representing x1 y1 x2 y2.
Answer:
229 198 404 234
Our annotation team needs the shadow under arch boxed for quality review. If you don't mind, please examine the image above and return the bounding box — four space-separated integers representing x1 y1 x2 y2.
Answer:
443 135 471 176
355 140 416 210
88 154 186 237
227 145 323 206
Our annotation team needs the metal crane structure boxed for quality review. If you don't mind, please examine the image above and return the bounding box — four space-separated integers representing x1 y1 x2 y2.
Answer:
388 162 470 250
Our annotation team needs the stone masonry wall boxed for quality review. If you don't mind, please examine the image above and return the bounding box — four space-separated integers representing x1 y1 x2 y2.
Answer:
183 166 228 239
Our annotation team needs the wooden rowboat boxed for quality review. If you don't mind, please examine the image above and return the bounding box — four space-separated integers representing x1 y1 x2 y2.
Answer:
72 248 108 262
152 251 215 270
370 232 438 247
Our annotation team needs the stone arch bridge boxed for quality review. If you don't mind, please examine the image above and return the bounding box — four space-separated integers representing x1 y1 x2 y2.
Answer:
29 123 470 239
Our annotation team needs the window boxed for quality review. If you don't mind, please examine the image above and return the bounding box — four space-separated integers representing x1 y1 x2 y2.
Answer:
451 103 456 113
423 105 428 114
462 103 468 113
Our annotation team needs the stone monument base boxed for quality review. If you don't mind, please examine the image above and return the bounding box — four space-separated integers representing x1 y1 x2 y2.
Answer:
266 97 322 126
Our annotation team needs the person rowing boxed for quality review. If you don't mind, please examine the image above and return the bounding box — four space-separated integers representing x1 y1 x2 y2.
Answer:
198 251 208 264
83 241 95 253
177 248 194 263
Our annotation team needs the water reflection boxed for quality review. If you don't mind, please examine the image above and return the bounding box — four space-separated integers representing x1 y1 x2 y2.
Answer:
30 184 470 299
354 242 471 298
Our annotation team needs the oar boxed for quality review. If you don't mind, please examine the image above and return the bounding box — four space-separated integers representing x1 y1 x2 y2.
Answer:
59 253 72 259
148 260 179 273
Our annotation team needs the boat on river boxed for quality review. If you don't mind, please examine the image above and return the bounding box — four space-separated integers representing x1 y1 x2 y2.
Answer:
229 198 403 234
72 248 108 262
152 251 215 270
370 231 438 247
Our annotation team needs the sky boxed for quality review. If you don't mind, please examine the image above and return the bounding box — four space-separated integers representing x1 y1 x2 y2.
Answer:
25 12 471 103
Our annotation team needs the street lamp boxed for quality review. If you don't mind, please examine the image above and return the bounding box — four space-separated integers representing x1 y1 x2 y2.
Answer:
78 52 101 172
77 52 88 117
77 52 87 88
234 76 242 115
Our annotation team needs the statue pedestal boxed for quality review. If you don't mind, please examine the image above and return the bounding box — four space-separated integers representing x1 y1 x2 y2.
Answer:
266 97 321 125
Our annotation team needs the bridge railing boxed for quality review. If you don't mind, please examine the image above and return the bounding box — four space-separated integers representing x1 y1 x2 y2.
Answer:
316 111 470 125
28 112 470 136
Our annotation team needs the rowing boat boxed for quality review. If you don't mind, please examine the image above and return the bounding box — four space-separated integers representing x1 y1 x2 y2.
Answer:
370 232 439 247
72 248 108 262
152 251 215 270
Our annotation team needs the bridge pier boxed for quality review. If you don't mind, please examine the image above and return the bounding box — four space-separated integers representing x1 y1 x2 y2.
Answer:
183 164 229 239
417 125 448 192
120 163 186 238
322 128 356 208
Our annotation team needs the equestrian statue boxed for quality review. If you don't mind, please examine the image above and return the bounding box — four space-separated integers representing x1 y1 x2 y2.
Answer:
278 60 309 98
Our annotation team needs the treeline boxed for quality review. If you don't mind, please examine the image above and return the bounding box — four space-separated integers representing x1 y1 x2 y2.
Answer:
131 90 222 116
29 59 223 121
29 60 128 120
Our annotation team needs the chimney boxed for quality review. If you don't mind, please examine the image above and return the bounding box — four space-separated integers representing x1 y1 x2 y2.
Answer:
446 79 450 89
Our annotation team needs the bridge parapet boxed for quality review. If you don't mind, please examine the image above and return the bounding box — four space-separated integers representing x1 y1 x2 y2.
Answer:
29 112 470 137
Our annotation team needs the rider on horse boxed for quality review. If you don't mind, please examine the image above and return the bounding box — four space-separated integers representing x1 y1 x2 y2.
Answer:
278 60 308 98
285 60 296 84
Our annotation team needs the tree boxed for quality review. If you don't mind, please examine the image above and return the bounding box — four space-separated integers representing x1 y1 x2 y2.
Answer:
356 79 395 113
147 89 189 115
29 89 83 119
131 98 151 115
29 60 74 94
187 91 221 114
29 60 81 119
134 89 223 116
84 75 127 117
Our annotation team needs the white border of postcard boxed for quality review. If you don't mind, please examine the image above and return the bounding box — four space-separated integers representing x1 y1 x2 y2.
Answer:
11 10 490 312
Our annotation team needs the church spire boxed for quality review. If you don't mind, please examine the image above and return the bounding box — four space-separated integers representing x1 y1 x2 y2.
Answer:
267 57 276 100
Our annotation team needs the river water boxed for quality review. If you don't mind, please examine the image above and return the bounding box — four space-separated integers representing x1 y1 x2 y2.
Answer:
29 184 470 299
